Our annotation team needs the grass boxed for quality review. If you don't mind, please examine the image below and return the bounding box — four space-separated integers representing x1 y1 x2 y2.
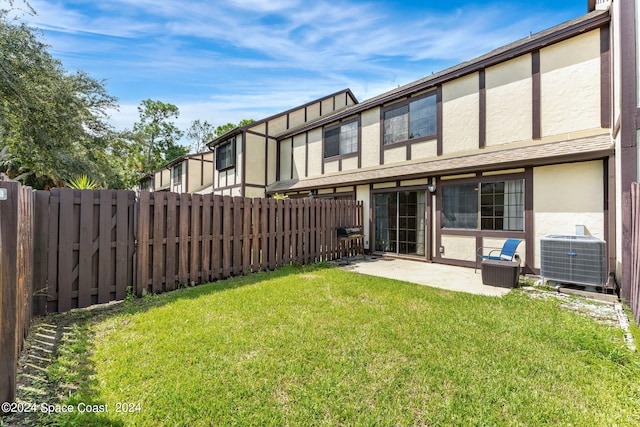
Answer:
16 264 640 426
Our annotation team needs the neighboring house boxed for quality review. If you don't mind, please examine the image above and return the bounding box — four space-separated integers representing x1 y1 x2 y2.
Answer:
206 89 358 198
137 151 214 194
193 0 640 298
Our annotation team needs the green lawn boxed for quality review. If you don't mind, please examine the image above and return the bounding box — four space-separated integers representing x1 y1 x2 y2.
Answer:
35 265 640 425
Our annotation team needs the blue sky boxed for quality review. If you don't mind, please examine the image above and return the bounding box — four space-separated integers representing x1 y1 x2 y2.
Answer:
16 0 587 142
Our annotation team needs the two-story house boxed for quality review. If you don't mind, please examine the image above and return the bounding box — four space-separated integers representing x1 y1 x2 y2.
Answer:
206 89 358 198
138 151 215 194
240 8 610 278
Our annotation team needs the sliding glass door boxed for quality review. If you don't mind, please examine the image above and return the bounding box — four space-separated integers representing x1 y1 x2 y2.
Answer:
374 190 425 256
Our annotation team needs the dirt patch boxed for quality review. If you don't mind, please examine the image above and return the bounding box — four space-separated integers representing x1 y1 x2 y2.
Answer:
299 274 321 280
3 303 119 426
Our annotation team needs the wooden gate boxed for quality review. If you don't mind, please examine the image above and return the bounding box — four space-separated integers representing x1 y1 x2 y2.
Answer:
39 189 136 313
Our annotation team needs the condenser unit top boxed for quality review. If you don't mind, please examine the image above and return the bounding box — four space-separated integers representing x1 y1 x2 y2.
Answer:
541 234 604 243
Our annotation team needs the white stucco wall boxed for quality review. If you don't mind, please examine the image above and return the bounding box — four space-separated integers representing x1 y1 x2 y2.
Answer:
410 139 438 160
361 108 381 168
540 29 601 137
440 235 476 261
342 156 358 171
486 54 533 146
442 72 480 154
292 134 306 180
533 160 605 268
356 184 371 250
307 129 323 177
244 133 266 186
279 138 292 181
384 145 405 164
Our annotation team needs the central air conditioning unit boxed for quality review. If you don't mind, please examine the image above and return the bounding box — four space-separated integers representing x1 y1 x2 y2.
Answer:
540 235 607 288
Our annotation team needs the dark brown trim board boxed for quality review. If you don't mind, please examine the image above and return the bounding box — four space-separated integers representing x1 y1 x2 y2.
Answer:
532 50 541 140
524 167 534 274
619 0 638 301
437 86 443 156
305 133 309 178
600 25 612 128
264 133 269 186
479 69 486 149
241 131 247 197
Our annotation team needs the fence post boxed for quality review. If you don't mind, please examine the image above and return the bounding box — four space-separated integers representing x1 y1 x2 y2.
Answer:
0 181 19 405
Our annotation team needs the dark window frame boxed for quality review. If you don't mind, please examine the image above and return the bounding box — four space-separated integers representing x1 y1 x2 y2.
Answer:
440 176 525 232
172 163 183 185
322 118 360 160
381 91 438 147
216 137 236 171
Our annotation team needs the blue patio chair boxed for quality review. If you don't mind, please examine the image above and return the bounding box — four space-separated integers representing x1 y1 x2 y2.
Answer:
475 239 522 273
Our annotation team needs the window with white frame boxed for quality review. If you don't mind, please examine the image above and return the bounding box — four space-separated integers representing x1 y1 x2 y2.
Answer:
324 120 358 158
442 179 524 231
216 137 235 171
383 93 436 145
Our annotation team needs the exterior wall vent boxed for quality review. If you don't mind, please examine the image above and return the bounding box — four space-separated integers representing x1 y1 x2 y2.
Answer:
540 235 607 287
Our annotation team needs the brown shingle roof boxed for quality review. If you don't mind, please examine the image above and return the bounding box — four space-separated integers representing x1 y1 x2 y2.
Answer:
267 133 613 193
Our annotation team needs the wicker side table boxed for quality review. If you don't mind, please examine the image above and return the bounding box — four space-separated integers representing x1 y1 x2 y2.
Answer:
481 259 520 288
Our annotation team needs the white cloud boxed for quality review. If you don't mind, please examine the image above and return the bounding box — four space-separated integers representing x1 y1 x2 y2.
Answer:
20 0 583 135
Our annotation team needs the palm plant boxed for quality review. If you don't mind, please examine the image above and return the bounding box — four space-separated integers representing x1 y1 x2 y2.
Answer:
67 174 99 189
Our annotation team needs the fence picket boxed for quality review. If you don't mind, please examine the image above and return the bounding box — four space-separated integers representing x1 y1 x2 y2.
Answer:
252 198 261 271
233 197 243 275
152 192 165 293
260 198 269 270
137 191 150 295
222 196 232 277
243 198 252 273
165 192 177 291
33 191 49 315
98 191 113 303
178 193 190 286
77 190 93 308
191 194 202 283
201 194 212 283
115 191 130 300
211 195 222 280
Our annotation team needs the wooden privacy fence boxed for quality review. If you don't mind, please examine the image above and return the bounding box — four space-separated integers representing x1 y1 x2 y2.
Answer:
630 182 640 323
0 180 35 405
39 188 137 313
38 190 363 310
0 186 362 404
136 193 362 295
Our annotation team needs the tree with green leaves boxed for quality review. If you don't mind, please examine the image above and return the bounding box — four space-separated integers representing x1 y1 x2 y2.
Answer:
214 119 255 138
0 7 119 189
187 119 215 153
133 99 187 172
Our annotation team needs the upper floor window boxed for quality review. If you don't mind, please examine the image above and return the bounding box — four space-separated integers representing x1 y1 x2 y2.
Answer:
383 93 436 145
324 120 358 158
216 137 235 171
140 178 152 191
172 164 182 185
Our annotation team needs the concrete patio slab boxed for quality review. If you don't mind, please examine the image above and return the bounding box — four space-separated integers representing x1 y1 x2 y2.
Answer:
341 257 512 297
